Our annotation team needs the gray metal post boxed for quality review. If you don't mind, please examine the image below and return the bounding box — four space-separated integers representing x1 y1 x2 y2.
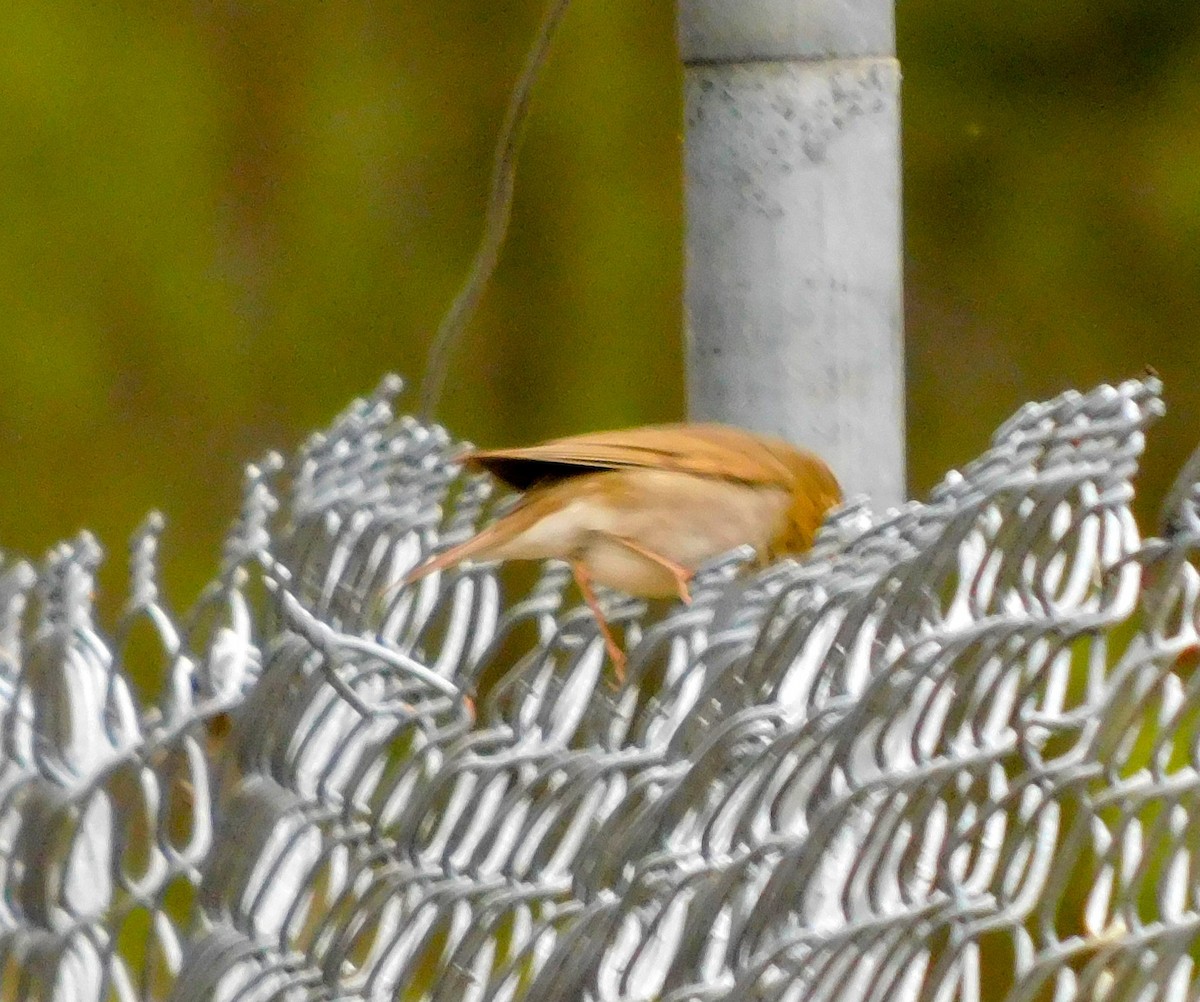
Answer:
680 0 905 509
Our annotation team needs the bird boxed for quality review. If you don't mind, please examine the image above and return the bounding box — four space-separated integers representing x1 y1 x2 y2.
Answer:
404 423 841 676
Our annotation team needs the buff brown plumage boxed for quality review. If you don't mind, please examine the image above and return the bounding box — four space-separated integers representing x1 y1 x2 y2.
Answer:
405 423 841 674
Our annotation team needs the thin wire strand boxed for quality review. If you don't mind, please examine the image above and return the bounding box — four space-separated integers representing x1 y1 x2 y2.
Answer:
418 0 574 421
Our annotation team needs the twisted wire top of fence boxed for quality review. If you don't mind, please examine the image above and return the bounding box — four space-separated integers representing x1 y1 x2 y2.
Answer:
1 374 1198 1002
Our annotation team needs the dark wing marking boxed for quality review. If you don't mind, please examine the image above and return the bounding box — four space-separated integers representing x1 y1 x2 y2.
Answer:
467 423 800 490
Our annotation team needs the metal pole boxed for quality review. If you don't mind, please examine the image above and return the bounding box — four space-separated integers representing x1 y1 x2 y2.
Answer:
680 0 905 509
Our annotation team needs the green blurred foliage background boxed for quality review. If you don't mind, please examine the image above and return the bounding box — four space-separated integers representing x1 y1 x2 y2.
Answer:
0 1 1197 618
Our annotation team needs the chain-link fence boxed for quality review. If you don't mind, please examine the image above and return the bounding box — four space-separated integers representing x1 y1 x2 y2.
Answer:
1 374 1197 1001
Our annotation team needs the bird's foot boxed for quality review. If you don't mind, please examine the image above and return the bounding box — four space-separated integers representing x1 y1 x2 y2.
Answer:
571 559 628 686
605 640 628 686
607 534 694 605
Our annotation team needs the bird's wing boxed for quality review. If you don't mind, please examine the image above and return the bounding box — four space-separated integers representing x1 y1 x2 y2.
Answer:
466 423 800 490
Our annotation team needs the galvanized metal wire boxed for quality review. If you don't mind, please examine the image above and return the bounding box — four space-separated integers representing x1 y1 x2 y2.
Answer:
1 374 1198 1001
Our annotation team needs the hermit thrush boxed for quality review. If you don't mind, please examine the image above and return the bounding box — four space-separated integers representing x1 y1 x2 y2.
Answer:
406 423 841 674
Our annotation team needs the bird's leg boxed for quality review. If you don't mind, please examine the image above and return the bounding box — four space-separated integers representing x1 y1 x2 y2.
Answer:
607 535 694 605
570 560 627 682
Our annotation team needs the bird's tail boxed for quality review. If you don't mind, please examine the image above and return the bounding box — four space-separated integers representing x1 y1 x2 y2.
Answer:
372 528 496 610
402 519 510 586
